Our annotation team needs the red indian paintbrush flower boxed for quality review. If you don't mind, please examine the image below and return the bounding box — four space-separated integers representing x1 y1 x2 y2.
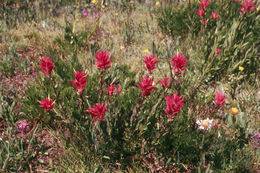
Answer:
117 88 122 94
212 12 218 20
39 97 54 111
170 53 188 75
69 71 87 94
143 55 158 74
159 78 172 88
39 57 54 77
137 76 156 96
199 0 210 9
107 84 115 96
197 8 205 17
94 50 111 71
165 93 184 118
214 92 226 106
87 103 107 122
239 0 255 14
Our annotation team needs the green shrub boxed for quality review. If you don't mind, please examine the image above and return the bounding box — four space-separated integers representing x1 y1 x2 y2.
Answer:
20 45 255 171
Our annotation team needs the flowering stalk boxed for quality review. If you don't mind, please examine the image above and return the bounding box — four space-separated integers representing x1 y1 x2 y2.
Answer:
40 57 54 77
148 78 174 122
137 76 156 97
165 93 184 120
170 52 188 76
87 103 107 122
131 76 157 125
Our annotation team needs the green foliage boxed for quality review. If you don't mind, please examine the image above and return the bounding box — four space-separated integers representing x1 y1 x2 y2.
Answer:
122 19 136 46
0 43 30 77
116 0 136 13
157 0 260 84
0 0 77 28
0 125 39 172
157 2 201 38
0 90 40 172
54 21 92 55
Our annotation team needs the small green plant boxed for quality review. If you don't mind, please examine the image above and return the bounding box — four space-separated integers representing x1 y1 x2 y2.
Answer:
0 90 40 172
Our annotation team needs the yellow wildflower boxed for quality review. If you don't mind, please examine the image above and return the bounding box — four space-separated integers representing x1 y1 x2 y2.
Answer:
257 8 259 12
230 107 239 115
143 49 149 53
238 66 244 71
92 0 96 4
120 46 125 50
115 13 118 16
155 1 160 6
102 5 105 9
201 121 209 128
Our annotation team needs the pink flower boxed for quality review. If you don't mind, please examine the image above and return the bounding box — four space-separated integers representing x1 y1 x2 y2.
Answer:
39 97 54 111
159 78 172 88
170 53 188 75
165 93 184 118
87 103 107 122
239 0 255 14
94 50 111 71
93 12 100 21
83 9 88 17
137 76 156 96
107 84 115 96
216 48 221 54
39 57 54 77
212 12 218 20
17 119 29 132
143 55 158 74
196 118 213 130
69 71 87 94
199 0 210 9
197 8 205 17
117 88 122 94
214 92 226 106
254 132 260 151
202 19 208 25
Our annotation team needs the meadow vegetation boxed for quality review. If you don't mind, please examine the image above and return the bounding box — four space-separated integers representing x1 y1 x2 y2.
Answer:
0 0 259 172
